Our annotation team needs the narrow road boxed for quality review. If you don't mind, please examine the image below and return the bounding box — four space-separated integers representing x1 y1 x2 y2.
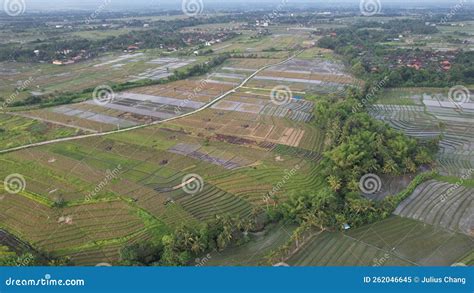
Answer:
0 52 301 155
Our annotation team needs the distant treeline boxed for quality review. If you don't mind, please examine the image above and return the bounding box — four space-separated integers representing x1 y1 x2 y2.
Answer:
0 14 245 63
317 19 474 87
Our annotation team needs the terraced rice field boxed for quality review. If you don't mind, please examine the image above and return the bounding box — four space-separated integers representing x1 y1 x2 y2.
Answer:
0 191 164 265
0 114 325 263
0 113 82 150
21 80 235 133
0 49 356 265
394 180 473 236
369 88 474 177
287 217 474 266
205 224 296 266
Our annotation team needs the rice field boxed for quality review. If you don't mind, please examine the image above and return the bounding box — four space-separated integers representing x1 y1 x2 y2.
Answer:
204 224 297 266
287 216 474 266
0 114 326 264
394 180 473 236
0 42 362 265
0 113 82 150
369 88 474 177
0 53 199 103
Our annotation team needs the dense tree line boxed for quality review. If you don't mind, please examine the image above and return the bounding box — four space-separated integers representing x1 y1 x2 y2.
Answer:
0 249 70 266
0 14 240 63
317 19 474 86
120 214 255 266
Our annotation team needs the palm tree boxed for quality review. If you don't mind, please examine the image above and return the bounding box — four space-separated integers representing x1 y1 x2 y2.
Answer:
382 159 398 175
190 236 206 254
328 175 342 192
403 158 417 173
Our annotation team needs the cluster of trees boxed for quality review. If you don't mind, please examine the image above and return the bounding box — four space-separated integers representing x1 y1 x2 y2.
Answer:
317 19 473 87
0 250 70 266
267 89 437 232
0 14 239 63
452 51 474 84
353 19 439 35
0 252 39 266
0 30 234 63
170 53 230 81
120 214 255 266
315 90 437 195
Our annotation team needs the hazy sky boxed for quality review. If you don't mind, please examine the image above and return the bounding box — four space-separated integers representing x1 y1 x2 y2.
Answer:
11 0 473 12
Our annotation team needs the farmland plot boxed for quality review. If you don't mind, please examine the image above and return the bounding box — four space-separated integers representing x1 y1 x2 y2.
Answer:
205 223 297 266
0 49 357 265
394 180 473 236
0 51 199 102
0 113 81 150
128 57 196 82
246 58 360 95
18 79 235 134
287 217 473 266
0 190 163 265
369 88 474 177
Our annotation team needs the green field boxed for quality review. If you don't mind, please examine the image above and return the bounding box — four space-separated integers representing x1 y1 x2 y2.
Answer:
288 216 473 266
